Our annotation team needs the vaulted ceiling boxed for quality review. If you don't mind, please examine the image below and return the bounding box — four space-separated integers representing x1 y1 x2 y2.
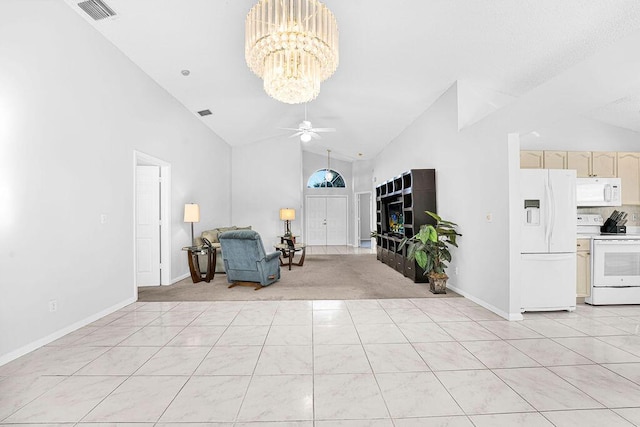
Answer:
64 0 640 160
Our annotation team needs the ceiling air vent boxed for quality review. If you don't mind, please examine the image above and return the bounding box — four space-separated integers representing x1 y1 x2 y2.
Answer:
197 110 212 117
78 0 116 21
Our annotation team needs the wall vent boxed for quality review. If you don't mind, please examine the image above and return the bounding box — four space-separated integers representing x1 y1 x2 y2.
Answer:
197 110 213 117
78 0 116 20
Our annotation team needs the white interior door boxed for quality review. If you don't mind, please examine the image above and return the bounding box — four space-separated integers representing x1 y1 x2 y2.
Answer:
136 166 160 286
306 197 327 245
326 197 347 245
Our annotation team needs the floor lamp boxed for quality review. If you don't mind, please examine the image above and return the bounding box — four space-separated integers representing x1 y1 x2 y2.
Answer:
184 203 200 246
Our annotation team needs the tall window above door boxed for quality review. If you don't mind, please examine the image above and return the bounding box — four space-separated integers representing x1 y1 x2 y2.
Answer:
307 169 346 188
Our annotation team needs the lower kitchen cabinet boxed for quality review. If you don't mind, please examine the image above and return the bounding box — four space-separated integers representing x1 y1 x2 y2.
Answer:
576 239 591 298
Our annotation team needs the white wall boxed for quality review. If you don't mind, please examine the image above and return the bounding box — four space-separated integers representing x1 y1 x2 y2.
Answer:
231 138 303 248
353 158 375 193
374 83 515 318
520 116 640 151
0 0 231 364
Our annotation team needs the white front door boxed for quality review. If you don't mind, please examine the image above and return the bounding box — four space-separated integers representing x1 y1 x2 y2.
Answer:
306 196 347 245
307 197 327 245
326 197 347 245
136 166 160 286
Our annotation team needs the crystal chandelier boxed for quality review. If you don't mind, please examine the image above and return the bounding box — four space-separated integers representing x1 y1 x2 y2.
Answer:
245 0 339 104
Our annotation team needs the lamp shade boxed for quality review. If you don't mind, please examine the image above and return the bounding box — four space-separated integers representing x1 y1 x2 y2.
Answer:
184 203 200 223
279 208 296 221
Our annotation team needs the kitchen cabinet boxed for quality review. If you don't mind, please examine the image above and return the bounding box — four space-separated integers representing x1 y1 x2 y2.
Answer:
567 151 617 177
543 151 568 169
576 238 591 298
617 152 640 205
520 151 544 169
592 152 617 177
567 152 592 177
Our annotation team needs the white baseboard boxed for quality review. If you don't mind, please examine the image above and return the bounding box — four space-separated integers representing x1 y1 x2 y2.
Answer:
446 284 523 321
171 272 190 285
0 296 137 367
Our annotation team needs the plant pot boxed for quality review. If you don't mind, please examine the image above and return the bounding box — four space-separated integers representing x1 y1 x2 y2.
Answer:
428 272 447 294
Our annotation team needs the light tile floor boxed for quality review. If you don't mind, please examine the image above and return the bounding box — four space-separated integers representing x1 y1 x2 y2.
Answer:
1 300 640 426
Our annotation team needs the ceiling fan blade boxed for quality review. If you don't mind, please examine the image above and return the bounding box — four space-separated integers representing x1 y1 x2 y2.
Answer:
278 127 302 131
289 131 304 138
310 128 336 132
310 132 322 140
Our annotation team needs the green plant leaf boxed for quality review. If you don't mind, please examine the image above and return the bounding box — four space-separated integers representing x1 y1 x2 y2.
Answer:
415 250 428 269
426 211 441 222
427 226 438 242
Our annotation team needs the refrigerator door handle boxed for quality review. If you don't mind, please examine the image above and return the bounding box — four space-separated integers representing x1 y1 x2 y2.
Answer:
548 178 556 246
545 177 552 247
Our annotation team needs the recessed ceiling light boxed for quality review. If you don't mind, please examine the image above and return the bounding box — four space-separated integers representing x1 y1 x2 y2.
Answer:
197 109 212 117
181 70 190 76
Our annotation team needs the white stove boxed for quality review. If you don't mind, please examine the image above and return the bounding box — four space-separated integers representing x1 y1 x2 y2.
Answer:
576 214 605 236
577 214 640 305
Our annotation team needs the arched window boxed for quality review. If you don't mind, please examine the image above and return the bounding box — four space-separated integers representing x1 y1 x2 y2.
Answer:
307 169 346 188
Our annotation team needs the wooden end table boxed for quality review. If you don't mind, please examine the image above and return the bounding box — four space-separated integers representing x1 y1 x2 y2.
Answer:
274 242 307 271
182 245 216 283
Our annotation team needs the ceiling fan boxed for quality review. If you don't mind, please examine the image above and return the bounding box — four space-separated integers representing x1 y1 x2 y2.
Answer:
280 105 336 142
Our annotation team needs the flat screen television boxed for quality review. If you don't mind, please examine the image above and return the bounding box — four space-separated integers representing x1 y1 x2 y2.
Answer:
387 201 404 235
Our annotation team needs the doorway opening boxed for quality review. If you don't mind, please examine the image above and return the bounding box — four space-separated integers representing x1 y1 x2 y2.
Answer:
133 151 171 292
355 191 373 248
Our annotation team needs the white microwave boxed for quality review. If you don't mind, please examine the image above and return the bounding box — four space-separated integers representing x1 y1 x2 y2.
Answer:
576 177 622 207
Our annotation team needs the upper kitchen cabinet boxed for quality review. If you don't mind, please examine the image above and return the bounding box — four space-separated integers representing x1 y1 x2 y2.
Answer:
567 151 617 177
591 152 617 178
617 152 640 205
520 151 544 169
567 151 592 177
544 151 568 169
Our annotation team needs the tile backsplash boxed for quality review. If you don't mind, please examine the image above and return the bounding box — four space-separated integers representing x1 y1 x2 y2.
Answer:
578 205 640 226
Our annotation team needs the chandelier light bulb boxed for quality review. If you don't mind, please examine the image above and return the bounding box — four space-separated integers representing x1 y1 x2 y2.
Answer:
300 133 312 143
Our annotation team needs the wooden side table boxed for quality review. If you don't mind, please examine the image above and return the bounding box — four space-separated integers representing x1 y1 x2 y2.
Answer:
274 242 307 271
182 246 216 283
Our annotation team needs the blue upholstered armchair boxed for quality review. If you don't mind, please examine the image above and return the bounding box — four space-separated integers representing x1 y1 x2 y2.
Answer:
218 230 281 289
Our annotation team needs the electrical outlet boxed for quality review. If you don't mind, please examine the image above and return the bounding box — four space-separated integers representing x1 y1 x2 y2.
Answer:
633 213 638 221
455 267 459 275
100 214 108 224
49 300 57 312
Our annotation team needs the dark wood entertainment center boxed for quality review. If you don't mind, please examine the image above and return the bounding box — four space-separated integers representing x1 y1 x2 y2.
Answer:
375 169 437 283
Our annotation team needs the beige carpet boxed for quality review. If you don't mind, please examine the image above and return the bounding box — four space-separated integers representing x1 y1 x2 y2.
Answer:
138 254 460 301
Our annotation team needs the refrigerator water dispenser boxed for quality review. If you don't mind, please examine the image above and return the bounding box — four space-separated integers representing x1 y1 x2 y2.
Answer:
524 200 540 226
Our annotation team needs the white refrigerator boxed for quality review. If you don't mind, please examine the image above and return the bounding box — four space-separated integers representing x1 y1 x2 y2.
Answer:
520 169 577 312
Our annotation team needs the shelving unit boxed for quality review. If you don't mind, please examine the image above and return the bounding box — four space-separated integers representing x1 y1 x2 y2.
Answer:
375 169 437 283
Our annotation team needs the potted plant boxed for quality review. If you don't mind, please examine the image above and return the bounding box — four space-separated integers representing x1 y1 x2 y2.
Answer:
401 211 461 294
